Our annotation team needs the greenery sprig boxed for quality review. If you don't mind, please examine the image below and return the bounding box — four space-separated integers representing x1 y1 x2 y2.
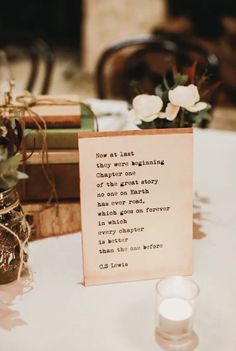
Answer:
129 61 216 129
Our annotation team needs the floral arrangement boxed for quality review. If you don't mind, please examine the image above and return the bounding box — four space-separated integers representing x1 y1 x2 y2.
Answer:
129 62 214 129
0 85 27 191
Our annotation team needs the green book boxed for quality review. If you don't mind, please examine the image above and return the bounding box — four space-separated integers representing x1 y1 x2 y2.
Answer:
25 103 96 150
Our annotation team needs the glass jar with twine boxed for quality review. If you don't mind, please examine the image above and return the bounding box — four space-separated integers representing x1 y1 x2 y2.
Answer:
0 187 30 284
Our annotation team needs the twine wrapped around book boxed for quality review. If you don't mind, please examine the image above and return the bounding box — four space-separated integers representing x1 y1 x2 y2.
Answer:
0 83 98 205
16 94 59 205
16 91 98 203
16 91 99 131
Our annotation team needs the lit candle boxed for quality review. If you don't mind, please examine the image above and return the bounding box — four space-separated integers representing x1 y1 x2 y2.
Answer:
159 297 193 336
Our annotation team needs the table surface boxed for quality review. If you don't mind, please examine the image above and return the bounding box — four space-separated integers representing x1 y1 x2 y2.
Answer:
1 102 236 351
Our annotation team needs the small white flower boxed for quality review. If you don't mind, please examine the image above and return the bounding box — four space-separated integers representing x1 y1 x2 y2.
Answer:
162 84 207 121
130 94 163 123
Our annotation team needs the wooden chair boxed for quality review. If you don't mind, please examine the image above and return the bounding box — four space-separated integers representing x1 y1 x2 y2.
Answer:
0 37 54 94
95 33 220 106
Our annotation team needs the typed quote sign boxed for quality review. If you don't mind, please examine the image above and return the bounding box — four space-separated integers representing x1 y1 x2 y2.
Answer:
78 129 193 286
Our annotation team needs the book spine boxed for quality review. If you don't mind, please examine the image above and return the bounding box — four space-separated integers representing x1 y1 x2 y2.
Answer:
25 115 95 149
25 129 81 149
22 115 81 129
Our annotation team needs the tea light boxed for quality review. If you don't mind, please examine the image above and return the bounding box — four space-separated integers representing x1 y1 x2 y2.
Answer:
155 276 199 341
159 297 193 335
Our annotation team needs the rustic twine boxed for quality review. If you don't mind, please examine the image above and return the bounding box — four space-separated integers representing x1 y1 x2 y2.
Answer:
0 90 85 206
0 202 31 281
14 92 98 205
0 199 20 214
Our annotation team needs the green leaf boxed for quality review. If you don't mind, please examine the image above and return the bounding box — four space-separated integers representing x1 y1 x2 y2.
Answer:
201 111 212 121
192 110 212 126
154 85 164 98
163 75 170 90
205 103 212 111
193 113 204 124
0 146 8 161
139 121 156 129
129 80 140 88
17 171 28 179
80 102 97 130
173 73 188 86
164 56 174 64
0 154 21 190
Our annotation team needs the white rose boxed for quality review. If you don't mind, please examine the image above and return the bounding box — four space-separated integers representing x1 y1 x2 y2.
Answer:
169 84 199 108
131 94 163 123
161 84 208 120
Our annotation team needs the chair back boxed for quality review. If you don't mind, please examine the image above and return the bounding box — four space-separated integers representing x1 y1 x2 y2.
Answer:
0 36 54 94
95 33 220 107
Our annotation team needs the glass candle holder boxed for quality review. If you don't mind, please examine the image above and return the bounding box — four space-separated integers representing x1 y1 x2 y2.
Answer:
155 276 199 342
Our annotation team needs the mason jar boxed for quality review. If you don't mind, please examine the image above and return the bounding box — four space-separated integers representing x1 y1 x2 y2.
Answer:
0 187 29 284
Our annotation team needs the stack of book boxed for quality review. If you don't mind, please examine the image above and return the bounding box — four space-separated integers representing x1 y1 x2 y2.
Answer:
17 95 95 239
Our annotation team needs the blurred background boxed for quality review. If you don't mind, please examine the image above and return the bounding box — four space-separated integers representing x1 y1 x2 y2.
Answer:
1 0 236 129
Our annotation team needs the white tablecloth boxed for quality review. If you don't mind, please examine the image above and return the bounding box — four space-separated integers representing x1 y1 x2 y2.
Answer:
1 104 236 350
